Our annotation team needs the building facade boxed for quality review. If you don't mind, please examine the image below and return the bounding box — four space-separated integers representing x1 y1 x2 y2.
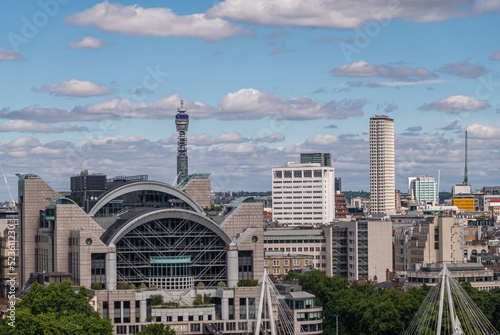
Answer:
409 175 437 204
300 152 332 167
326 220 392 282
369 115 395 214
18 173 291 334
272 162 335 226
393 215 463 273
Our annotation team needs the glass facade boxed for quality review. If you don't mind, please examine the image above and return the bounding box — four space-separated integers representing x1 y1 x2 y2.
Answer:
91 253 106 288
115 217 227 286
94 190 195 217
357 222 368 280
332 227 348 277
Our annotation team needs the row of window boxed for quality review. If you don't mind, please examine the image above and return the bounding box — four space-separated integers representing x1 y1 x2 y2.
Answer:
274 191 325 194
274 170 324 178
265 259 308 267
264 246 326 252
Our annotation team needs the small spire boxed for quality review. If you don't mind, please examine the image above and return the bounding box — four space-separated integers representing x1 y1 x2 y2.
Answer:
180 100 184 108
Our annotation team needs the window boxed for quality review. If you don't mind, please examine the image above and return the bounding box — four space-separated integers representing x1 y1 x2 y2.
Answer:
273 260 280 266
284 171 292 178
298 248 302 252
273 268 280 274
116 326 127 334
294 170 302 178
274 171 282 178
264 260 269 266
178 316 183 322
304 260 309 266
284 260 289 266
304 247 308 252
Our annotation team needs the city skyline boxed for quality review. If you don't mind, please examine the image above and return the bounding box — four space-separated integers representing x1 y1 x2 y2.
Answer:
1 1 500 201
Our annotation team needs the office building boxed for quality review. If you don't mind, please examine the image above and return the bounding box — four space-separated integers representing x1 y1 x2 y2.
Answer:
272 162 335 226
326 220 392 282
409 176 437 204
17 173 286 334
264 220 392 283
300 152 332 167
335 177 342 193
452 184 475 211
70 170 107 212
369 115 395 214
393 215 462 272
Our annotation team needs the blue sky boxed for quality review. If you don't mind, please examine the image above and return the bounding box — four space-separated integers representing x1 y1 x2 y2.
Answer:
1 0 500 201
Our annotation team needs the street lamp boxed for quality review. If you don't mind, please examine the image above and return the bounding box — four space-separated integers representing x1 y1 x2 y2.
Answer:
335 315 339 335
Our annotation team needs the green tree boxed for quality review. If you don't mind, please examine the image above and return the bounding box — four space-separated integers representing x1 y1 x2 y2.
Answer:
150 294 163 306
137 323 176 335
0 281 112 335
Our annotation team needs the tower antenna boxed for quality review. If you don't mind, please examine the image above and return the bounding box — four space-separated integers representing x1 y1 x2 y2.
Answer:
463 131 468 186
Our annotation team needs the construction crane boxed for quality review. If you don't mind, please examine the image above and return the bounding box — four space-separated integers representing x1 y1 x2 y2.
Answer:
463 131 468 186
0 161 15 208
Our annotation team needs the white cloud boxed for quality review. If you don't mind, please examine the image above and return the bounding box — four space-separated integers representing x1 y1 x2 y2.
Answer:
466 124 500 138
305 134 339 146
489 50 500 61
68 36 111 50
345 79 447 88
438 58 488 78
34 79 114 98
159 132 246 146
0 120 88 133
332 61 436 79
216 88 365 120
212 143 257 154
206 0 500 29
419 95 490 113
260 134 285 143
65 1 249 43
0 94 213 122
0 49 24 62
2 129 500 201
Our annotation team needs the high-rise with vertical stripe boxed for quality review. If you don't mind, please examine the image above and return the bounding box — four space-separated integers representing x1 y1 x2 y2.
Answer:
369 115 395 214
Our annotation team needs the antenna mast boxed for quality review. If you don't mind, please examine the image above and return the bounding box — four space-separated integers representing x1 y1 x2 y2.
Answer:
437 170 440 204
463 131 468 186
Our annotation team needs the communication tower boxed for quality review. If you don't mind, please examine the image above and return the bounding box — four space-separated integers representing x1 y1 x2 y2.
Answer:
175 100 189 185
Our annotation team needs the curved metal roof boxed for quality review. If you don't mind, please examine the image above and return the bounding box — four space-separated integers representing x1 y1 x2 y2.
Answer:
88 180 204 216
100 208 232 246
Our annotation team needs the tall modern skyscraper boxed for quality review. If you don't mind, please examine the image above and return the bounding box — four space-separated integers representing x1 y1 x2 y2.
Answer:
369 115 395 214
175 101 189 185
